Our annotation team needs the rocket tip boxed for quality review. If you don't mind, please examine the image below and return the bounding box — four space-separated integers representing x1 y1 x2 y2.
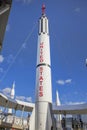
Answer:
42 4 46 15
56 90 58 94
12 81 15 89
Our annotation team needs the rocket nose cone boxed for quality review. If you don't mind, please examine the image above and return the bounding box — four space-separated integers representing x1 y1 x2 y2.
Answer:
42 4 45 9
12 81 15 89
42 4 46 15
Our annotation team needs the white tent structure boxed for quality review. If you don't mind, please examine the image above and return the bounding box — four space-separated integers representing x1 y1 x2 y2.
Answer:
53 104 87 115
0 92 34 112
0 92 87 115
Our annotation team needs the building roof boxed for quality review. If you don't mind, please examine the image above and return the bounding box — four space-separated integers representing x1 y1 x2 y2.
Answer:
0 92 34 112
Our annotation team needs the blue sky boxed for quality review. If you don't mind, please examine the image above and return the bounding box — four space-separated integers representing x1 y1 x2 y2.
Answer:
0 0 87 105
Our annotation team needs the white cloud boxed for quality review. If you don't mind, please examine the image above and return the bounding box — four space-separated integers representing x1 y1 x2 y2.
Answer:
2 87 11 95
26 97 32 102
1 87 32 103
57 80 65 85
0 55 4 63
16 96 32 102
65 79 72 84
6 24 10 32
56 79 72 85
16 96 25 101
74 7 80 13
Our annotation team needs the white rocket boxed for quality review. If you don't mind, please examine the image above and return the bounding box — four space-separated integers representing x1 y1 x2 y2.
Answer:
56 90 62 130
35 4 54 130
10 81 15 99
8 81 15 114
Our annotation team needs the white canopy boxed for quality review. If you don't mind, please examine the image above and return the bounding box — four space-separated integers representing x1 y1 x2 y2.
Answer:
53 103 87 115
0 92 34 112
1 92 87 114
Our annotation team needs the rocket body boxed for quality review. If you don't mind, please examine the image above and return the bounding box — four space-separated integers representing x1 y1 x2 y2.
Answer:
8 81 15 114
36 18 52 102
35 10 53 130
56 91 62 130
10 81 15 99
56 91 61 107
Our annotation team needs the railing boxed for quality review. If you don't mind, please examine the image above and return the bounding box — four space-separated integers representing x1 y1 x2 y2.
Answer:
0 114 29 130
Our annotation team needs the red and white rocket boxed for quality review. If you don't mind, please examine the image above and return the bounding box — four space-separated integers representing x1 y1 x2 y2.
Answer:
35 4 54 130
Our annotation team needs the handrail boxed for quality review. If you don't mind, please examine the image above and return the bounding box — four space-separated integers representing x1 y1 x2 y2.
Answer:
0 114 29 129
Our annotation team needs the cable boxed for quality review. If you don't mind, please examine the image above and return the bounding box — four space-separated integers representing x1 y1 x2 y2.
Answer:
0 22 37 82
